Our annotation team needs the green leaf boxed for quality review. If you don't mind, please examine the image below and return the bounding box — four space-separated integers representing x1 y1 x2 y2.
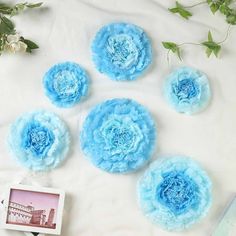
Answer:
162 41 182 60
213 46 221 57
201 30 221 58
10 3 26 16
21 38 39 53
208 31 213 41
224 0 233 6
162 42 178 50
0 16 15 34
202 41 220 49
201 42 221 57
169 8 179 13
176 47 182 60
169 1 192 20
26 2 43 8
210 3 219 14
226 14 236 25
205 48 212 57
1 16 14 29
0 3 12 14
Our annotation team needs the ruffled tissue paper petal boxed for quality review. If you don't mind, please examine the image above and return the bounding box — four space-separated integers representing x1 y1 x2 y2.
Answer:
91 22 152 81
43 62 89 108
137 156 212 231
8 110 70 171
80 98 156 173
164 67 211 114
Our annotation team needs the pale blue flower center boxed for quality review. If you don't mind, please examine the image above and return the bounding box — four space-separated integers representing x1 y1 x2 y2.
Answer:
22 122 55 158
106 34 139 69
100 118 142 155
53 71 80 98
157 171 199 215
173 78 199 101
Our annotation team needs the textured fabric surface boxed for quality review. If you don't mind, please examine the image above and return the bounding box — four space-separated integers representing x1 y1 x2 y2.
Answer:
0 0 236 236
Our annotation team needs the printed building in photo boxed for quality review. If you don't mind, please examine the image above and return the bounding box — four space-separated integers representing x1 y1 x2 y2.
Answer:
7 201 55 228
7 202 33 224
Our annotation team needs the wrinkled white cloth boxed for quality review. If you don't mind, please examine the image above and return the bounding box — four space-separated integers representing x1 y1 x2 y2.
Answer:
0 0 236 236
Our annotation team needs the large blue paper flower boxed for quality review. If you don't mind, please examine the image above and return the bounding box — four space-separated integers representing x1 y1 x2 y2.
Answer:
80 98 156 173
8 110 70 171
164 67 211 114
137 156 212 231
91 22 152 81
43 62 89 108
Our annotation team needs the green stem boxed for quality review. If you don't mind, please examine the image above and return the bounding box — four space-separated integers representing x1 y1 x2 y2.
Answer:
217 24 232 44
167 49 171 64
184 1 207 9
178 42 201 46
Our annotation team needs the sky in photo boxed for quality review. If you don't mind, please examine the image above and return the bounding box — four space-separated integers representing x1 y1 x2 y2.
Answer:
9 189 59 223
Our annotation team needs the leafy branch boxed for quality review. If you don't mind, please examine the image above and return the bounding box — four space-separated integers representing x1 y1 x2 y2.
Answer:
0 2 43 55
162 26 231 62
163 0 235 61
169 0 236 24
0 2 43 16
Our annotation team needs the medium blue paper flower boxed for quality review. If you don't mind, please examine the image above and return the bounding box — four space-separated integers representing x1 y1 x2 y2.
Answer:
137 156 212 231
80 98 156 173
164 67 211 114
8 110 70 171
91 23 152 81
43 62 89 108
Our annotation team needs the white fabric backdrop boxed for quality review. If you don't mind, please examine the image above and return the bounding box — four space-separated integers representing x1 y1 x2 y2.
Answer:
0 0 236 235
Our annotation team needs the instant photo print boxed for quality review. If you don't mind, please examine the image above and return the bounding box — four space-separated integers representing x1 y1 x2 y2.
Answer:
1 184 65 235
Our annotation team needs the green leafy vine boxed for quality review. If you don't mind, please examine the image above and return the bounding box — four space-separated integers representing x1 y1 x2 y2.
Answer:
0 2 43 55
163 0 235 61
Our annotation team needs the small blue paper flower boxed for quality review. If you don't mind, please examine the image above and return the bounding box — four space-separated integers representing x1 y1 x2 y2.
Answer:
43 62 89 108
164 67 211 114
91 22 152 81
137 156 212 231
8 110 70 171
80 98 156 173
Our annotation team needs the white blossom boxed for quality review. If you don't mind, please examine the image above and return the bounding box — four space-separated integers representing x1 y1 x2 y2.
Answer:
5 34 27 53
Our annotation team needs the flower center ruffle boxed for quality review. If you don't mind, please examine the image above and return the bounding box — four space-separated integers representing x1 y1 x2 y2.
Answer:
100 117 143 156
53 71 80 98
157 171 199 215
172 78 200 101
22 121 55 158
106 34 139 69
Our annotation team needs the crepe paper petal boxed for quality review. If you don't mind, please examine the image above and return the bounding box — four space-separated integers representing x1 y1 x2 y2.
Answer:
137 156 212 231
164 67 211 114
92 22 152 81
80 98 156 173
8 110 70 171
43 62 89 108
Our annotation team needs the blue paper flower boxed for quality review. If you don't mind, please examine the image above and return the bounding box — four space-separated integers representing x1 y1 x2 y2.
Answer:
8 110 70 171
137 156 212 231
91 22 152 81
80 98 156 173
43 62 89 108
164 67 211 114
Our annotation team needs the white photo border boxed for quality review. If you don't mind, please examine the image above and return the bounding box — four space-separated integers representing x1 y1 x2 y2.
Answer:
1 184 65 235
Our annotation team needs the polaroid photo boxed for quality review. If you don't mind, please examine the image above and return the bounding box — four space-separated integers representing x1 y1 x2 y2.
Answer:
1 184 65 235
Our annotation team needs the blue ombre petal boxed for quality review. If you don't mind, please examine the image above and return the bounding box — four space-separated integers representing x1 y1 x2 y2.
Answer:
80 98 157 173
137 156 212 231
164 67 211 114
8 110 70 171
43 62 89 108
91 22 152 81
